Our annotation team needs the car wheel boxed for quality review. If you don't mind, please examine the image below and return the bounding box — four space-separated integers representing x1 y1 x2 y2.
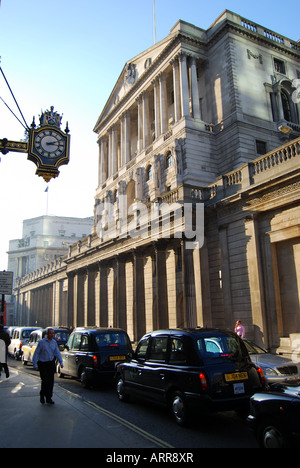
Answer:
170 391 189 426
116 377 130 402
258 418 288 448
80 367 90 388
22 356 27 366
56 363 65 378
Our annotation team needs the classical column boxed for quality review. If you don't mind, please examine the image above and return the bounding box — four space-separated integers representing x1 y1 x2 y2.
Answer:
98 135 108 183
166 248 177 329
104 135 108 182
107 128 112 177
154 243 169 329
133 250 146 341
98 137 105 186
276 88 285 121
153 78 160 139
171 57 181 122
87 267 96 326
99 262 108 327
41 287 47 327
53 280 61 326
116 257 127 330
124 111 131 163
193 239 212 327
179 53 190 117
244 216 267 344
137 95 143 152
119 114 125 168
111 124 118 174
144 253 154 332
261 234 280 349
181 241 197 327
61 281 68 327
218 226 233 330
190 56 201 120
142 91 150 148
74 271 85 327
159 73 168 134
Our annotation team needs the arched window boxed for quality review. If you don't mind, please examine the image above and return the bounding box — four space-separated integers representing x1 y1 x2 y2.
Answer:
165 151 173 168
281 90 292 122
146 165 152 181
126 180 135 207
269 81 299 124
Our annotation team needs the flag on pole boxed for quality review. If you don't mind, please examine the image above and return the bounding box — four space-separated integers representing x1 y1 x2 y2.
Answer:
153 0 156 44
45 186 49 215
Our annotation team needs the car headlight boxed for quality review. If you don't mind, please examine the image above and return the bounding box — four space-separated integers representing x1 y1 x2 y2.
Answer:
261 366 278 376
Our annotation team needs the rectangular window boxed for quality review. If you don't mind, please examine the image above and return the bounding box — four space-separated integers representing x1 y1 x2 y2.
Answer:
256 140 267 155
72 334 82 351
135 338 149 360
274 58 286 75
81 335 89 351
169 338 187 364
148 337 168 362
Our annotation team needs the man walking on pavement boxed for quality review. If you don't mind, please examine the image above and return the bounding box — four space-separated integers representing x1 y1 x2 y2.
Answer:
33 327 64 405
0 324 10 379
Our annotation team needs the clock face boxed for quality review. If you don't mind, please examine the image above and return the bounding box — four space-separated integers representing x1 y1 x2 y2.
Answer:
34 129 66 158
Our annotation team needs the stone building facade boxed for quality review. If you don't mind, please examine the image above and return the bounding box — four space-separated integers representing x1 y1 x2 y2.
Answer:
15 11 300 352
6 215 93 325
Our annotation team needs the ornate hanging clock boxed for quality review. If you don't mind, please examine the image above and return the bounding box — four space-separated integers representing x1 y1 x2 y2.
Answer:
28 106 70 182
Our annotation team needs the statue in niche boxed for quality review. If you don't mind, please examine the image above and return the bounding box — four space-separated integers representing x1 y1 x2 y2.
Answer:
154 155 161 190
135 167 143 200
94 198 102 226
124 63 136 85
174 139 184 175
118 180 127 212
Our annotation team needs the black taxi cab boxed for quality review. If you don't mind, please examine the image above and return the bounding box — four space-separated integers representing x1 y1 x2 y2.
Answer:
57 327 132 387
115 328 266 425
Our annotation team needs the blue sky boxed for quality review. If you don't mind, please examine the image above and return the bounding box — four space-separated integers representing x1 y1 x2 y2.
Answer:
0 0 299 269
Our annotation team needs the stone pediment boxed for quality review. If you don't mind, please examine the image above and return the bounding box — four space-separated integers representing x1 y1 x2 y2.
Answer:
94 34 176 131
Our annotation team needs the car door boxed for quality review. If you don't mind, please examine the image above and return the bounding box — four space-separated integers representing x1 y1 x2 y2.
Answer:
62 333 79 376
123 338 149 395
66 333 82 377
9 329 19 356
31 331 42 362
139 336 169 402
28 333 35 361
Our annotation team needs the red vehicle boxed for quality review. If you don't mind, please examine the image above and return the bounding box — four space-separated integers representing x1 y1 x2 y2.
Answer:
0 299 7 326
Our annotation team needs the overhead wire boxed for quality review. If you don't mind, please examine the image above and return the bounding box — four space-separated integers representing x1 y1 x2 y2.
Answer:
0 95 28 131
0 61 30 131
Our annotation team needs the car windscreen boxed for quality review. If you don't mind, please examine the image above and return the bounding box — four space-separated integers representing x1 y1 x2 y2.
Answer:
94 332 130 349
54 331 69 342
21 330 34 339
244 340 266 355
197 334 246 362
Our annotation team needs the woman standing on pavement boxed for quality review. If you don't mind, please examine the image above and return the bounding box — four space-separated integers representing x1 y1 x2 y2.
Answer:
33 328 64 405
0 324 10 379
235 320 246 339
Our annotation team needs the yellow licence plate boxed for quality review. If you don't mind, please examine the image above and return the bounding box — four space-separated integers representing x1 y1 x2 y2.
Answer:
225 372 248 382
109 355 126 361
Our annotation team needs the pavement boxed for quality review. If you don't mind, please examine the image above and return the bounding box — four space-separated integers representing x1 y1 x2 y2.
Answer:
0 367 173 449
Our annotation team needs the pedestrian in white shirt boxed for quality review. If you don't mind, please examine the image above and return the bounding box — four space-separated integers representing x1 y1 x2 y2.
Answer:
33 328 63 405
